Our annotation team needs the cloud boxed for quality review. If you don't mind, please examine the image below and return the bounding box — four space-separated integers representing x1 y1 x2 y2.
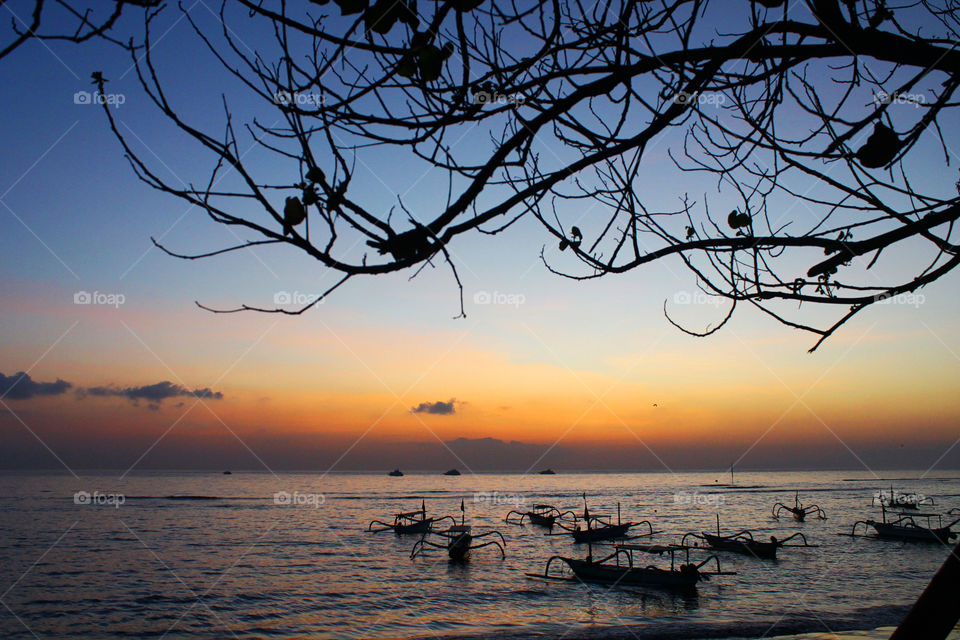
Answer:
411 399 457 415
2 371 223 407
84 381 223 404
0 372 72 400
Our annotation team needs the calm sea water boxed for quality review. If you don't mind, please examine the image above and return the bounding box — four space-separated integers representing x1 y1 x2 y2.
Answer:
1 470 958 639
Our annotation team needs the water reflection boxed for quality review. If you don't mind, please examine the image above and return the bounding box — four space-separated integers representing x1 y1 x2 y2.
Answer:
0 471 955 639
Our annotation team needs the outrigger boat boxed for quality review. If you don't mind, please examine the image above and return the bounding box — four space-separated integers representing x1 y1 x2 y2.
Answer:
367 501 456 534
505 504 577 528
683 515 815 560
772 492 827 522
570 520 639 543
410 501 506 561
550 495 655 543
527 543 733 591
848 505 959 543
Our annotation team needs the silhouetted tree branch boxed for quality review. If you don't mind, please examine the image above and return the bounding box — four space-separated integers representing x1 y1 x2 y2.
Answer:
97 0 960 351
0 0 158 61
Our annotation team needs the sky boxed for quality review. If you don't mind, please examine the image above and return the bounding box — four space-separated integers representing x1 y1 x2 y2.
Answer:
1 2 959 474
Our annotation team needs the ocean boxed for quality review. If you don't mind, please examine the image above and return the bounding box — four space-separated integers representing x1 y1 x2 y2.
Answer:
1 470 958 639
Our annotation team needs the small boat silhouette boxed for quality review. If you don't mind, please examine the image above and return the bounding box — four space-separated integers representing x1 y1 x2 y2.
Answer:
538 468 556 475
388 468 404 477
506 504 577 528
549 495 651 542
443 469 461 476
222 470 232 475
772 491 826 521
682 515 814 560
410 501 506 561
529 544 731 590
368 501 456 535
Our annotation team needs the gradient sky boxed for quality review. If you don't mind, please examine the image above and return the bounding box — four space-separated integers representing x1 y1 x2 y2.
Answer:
1 3 959 474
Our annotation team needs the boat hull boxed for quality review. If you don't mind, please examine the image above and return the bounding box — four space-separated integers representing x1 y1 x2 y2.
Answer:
869 521 952 543
573 524 631 543
395 519 433 534
528 513 556 527
702 533 778 559
562 558 698 587
448 532 472 560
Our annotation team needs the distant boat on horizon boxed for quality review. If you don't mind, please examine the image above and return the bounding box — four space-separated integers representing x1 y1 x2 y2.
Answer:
443 469 461 476
388 468 404 477
538 468 556 475
222 470 232 475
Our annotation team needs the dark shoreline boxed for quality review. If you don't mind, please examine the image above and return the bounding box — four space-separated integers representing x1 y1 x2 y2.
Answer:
401 605 912 640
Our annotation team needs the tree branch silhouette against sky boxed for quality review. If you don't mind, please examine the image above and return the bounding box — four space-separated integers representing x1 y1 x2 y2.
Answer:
90 0 960 352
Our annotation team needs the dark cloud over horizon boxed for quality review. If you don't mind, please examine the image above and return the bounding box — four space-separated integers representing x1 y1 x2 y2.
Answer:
0 372 72 400
84 381 223 403
411 399 457 415
1 371 222 407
